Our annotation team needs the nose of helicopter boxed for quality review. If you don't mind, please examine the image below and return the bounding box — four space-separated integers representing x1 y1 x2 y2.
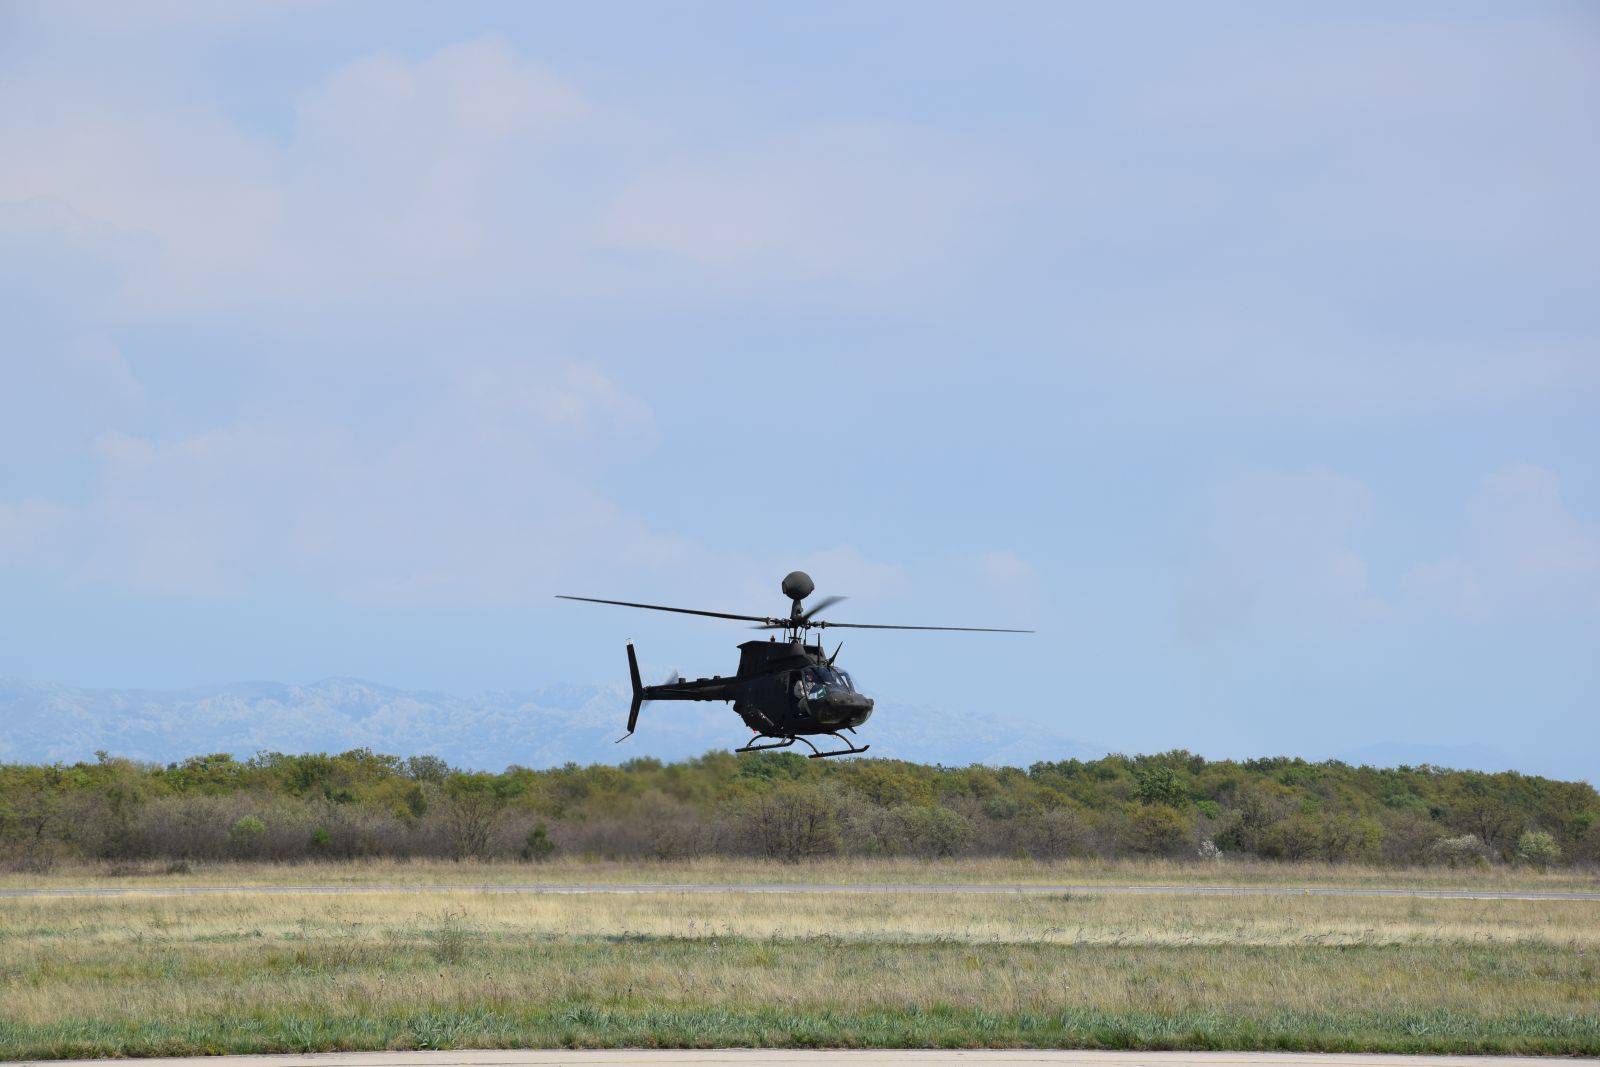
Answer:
820 690 874 728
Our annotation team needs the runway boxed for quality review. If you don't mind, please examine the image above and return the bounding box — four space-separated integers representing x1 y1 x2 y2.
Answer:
2 882 1597 901
29 1050 1600 1066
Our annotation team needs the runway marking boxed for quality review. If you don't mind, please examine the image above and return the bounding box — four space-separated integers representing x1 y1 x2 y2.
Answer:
1 882 1596 901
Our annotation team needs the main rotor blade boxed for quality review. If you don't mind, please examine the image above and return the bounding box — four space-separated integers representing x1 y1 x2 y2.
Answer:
556 595 778 626
799 595 847 622
814 621 1034 633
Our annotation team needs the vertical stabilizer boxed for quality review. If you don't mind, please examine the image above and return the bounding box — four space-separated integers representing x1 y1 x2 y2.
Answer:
620 642 644 741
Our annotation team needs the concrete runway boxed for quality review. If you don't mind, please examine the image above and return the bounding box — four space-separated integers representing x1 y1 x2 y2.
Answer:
29 1051 1600 1066
2 882 1597 901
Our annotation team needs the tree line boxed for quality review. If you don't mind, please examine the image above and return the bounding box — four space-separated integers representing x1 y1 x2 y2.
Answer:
1 748 1595 869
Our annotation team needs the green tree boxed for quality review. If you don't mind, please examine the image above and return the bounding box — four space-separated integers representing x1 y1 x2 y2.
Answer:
894 804 974 858
1132 763 1188 807
443 773 518 860
227 815 267 858
1517 829 1561 868
404 755 451 783
1430 833 1490 867
520 822 556 862
1260 813 1324 860
1127 805 1193 856
738 781 840 862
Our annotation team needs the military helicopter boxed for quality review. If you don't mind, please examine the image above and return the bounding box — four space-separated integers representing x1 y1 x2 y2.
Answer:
557 571 1032 758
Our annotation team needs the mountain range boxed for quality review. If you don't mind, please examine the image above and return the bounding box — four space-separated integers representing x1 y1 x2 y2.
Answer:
2 676 1568 779
0 675 1103 770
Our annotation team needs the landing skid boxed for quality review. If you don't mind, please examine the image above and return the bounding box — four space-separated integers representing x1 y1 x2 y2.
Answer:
799 732 870 758
736 732 869 759
735 734 796 753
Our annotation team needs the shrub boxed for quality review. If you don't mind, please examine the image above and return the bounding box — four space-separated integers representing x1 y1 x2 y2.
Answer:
5 747 1598 867
1429 833 1491 867
893 804 974 858
442 773 516 860
1517 829 1561 868
429 910 470 964
1321 814 1384 863
981 795 1023 821
227 815 267 858
1127 805 1194 856
1258 813 1324 860
1019 806 1095 859
737 781 840 862
520 823 556 862
1379 809 1443 865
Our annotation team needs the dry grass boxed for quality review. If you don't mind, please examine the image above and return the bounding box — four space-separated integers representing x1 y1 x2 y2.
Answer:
6 855 1598 891
2 881 1598 1057
6 888 1600 949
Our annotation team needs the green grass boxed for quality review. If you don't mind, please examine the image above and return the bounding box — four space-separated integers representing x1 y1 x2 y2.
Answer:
7 1003 1600 1061
4 935 1598 1058
4 885 1598 1058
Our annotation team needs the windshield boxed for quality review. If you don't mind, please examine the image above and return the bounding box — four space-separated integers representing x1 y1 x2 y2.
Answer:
801 665 853 697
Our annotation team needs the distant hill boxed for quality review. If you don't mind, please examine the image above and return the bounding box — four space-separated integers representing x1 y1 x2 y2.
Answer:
0 676 1102 770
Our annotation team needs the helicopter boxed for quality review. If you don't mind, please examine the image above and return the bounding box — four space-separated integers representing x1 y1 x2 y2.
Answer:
557 570 1032 758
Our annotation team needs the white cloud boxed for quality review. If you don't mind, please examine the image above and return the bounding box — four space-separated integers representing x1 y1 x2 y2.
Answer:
63 335 144 409
1473 465 1600 581
0 37 595 312
298 38 585 147
0 37 729 602
70 363 675 600
603 126 997 283
1122 18 1598 248
1402 557 1485 619
791 546 905 601
461 363 653 441
0 499 71 562
0 39 1003 316
1179 469 1384 645
14 0 323 31
1407 464 1600 616
279 37 591 284
0 94 282 304
979 550 1034 586
1028 15 1600 411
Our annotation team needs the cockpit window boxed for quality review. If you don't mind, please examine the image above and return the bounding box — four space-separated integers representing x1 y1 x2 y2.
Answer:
801 665 853 695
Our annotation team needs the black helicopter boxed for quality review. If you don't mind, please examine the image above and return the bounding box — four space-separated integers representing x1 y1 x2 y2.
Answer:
558 571 1031 758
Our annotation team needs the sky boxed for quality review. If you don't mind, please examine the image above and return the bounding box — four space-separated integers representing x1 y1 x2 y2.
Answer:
1 1 1597 778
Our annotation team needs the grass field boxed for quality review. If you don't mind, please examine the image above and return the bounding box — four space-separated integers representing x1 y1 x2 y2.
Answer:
3 866 1598 1059
6 856 1599 891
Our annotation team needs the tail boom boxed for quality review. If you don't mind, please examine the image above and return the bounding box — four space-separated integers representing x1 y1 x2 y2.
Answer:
617 642 739 743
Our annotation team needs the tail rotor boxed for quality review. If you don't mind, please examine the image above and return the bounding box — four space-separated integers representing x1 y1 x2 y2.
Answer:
621 642 644 742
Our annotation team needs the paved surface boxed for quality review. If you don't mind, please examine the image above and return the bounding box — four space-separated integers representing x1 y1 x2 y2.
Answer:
23 1051 1600 1066
2 882 1597 901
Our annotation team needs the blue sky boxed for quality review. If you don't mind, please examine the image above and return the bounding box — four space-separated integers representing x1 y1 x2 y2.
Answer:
1 2 1596 777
